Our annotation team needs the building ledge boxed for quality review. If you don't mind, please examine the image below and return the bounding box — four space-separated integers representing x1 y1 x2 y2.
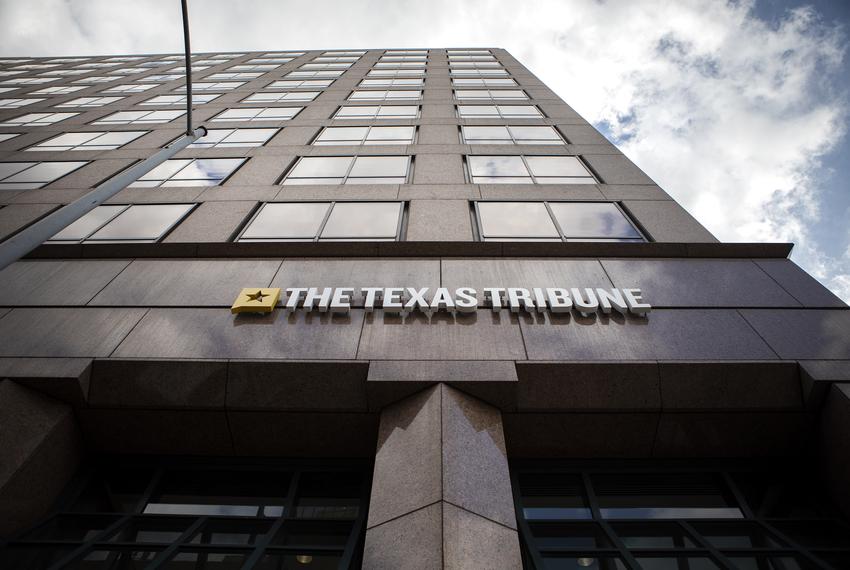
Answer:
26 241 795 260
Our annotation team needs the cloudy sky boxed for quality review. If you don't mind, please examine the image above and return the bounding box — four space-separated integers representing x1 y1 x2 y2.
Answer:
2 0 849 301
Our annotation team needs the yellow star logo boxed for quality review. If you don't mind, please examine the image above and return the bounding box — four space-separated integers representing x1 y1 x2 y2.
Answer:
231 287 281 314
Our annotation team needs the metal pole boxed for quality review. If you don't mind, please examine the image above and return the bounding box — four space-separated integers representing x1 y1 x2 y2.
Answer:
0 0 204 271
181 0 193 136
0 128 206 272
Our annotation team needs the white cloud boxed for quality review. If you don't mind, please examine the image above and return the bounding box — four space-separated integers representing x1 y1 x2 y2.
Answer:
1 0 848 301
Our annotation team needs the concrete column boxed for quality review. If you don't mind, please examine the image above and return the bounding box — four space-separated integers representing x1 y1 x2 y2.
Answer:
820 383 850 517
0 380 82 537
363 383 521 569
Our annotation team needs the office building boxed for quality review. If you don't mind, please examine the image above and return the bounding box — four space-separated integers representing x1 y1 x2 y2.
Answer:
1 47 849 569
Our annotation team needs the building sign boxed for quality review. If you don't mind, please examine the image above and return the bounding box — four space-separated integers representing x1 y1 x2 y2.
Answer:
231 287 651 317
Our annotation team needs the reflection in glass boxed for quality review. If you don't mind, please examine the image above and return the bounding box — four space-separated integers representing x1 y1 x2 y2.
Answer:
478 202 559 240
87 204 194 242
321 202 401 240
240 203 331 241
548 203 643 241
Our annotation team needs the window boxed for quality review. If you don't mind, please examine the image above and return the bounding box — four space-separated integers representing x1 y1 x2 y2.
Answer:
450 68 509 76
359 78 423 88
452 78 517 87
0 112 77 127
76 62 119 69
185 81 244 91
267 79 333 89
380 55 427 62
313 126 415 145
264 51 303 56
475 201 644 242
374 62 425 68
0 161 87 190
239 201 404 241
385 50 428 56
128 158 245 187
366 69 425 77
323 50 366 56
0 71 23 77
348 90 421 101
100 83 159 94
73 76 115 84
227 64 279 72
312 56 360 63
137 61 172 68
211 107 303 122
166 65 210 74
108 67 144 75
455 89 528 100
447 49 491 55
282 156 410 185
11 63 59 70
242 91 319 103
56 96 124 107
468 155 594 183
191 59 222 65
449 54 497 61
93 110 184 125
334 105 418 119
0 133 20 143
299 62 354 70
47 57 90 63
0 98 44 109
284 70 345 79
458 104 543 118
188 128 278 148
0 58 32 64
513 463 850 570
27 131 147 152
140 94 219 105
204 72 262 80
0 457 370 569
39 69 88 76
104 56 145 62
246 57 293 64
450 61 503 68
47 204 194 243
462 126 565 145
207 52 246 58
0 77 57 86
140 74 183 82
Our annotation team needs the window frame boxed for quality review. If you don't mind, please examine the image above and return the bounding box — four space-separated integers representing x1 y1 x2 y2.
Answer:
209 107 304 123
333 105 420 120
185 128 280 149
472 200 646 242
45 203 196 244
91 109 185 125
237 200 407 242
0 160 88 190
26 131 148 152
311 126 417 146
280 155 412 185
460 125 566 145
125 157 247 188
457 104 544 119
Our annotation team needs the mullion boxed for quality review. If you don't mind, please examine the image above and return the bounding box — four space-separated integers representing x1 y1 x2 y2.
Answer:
242 472 302 569
144 516 207 570
756 520 833 570
677 520 737 569
518 155 537 183
44 515 131 570
542 201 567 242
582 472 642 570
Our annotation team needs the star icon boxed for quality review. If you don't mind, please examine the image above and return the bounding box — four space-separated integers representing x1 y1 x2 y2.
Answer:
246 290 267 303
231 287 281 314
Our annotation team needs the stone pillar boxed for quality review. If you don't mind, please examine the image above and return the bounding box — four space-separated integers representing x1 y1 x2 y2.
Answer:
363 383 521 569
820 383 850 517
0 380 82 537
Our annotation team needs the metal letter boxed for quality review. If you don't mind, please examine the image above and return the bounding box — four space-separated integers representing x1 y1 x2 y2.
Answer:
623 288 652 316
483 287 505 312
454 287 477 313
596 288 628 315
361 287 383 312
330 287 354 314
546 288 572 313
507 288 535 313
570 288 598 317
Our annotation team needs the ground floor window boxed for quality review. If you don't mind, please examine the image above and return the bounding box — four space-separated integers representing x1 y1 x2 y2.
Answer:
511 461 850 570
1 457 371 569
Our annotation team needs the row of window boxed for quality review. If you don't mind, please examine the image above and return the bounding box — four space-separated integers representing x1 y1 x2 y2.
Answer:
0 88 534 111
1 77 519 96
6 125 570 151
0 154 597 190
38 200 643 244
0 65 514 93
0 104 549 128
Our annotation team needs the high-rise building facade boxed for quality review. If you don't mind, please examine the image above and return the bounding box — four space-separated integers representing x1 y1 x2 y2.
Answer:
1 47 849 569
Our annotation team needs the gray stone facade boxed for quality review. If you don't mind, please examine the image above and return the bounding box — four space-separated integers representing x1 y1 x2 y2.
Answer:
1 48 849 567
